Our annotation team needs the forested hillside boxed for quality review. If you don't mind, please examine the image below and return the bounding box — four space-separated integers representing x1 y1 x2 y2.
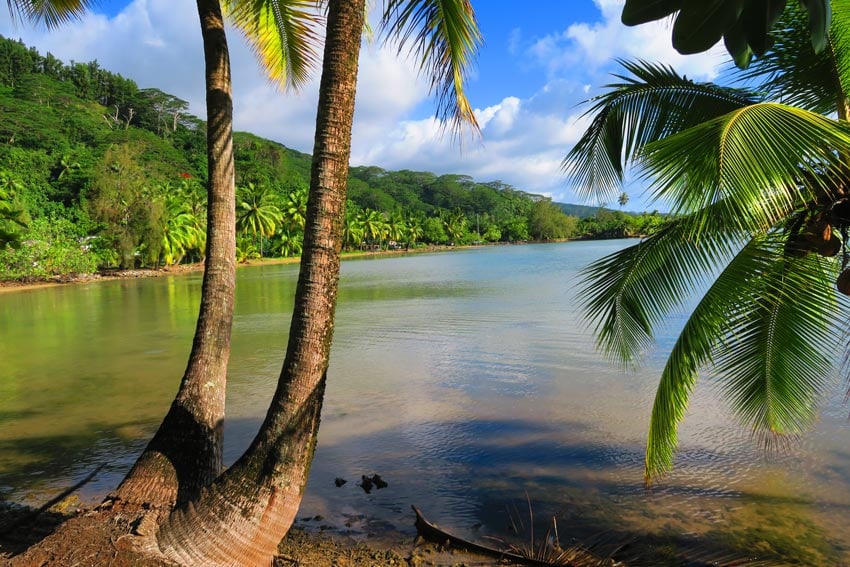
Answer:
0 36 663 281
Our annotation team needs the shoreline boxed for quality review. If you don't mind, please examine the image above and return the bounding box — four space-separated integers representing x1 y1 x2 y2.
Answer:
0 244 470 295
0 501 508 566
0 237 642 295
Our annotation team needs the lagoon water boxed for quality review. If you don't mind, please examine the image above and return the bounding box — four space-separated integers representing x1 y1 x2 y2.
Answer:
1 240 849 563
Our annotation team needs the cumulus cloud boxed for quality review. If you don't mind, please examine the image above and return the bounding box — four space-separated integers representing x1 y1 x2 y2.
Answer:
529 0 726 81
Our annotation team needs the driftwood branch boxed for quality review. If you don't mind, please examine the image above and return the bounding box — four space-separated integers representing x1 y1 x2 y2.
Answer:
412 505 556 567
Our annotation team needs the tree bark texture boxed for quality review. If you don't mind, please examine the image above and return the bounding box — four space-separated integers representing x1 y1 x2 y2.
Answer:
114 0 236 509
154 0 365 564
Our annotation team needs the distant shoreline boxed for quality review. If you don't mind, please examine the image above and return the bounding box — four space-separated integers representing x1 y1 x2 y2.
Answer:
1 237 643 295
0 243 491 294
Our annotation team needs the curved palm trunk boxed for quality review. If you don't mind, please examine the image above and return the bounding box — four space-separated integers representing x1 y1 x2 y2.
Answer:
114 0 236 509
155 1 364 563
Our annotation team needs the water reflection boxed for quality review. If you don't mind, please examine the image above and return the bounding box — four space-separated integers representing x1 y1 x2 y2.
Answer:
1 242 848 564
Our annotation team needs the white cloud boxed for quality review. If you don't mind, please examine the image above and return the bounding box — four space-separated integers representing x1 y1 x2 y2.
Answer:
530 0 725 82
350 86 594 204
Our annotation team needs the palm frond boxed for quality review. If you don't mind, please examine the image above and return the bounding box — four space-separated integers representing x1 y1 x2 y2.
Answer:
380 0 482 139
224 0 324 90
578 207 749 367
642 103 850 229
714 243 841 442
645 230 844 482
6 0 94 28
563 60 760 204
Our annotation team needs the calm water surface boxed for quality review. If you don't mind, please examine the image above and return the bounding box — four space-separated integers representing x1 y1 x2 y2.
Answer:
1 241 849 564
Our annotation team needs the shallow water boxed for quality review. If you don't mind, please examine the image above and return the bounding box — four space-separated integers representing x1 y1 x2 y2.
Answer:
1 241 848 564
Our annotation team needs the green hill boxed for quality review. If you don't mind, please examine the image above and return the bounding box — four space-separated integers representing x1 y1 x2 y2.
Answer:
0 35 663 280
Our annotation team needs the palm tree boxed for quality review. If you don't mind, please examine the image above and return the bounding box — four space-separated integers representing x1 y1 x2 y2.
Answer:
160 194 205 266
564 4 850 484
112 0 249 508
236 182 283 257
153 1 481 563
359 208 389 247
283 184 308 230
443 208 467 243
342 207 366 250
0 0 241 517
0 172 28 249
271 224 303 257
406 213 423 246
386 209 407 245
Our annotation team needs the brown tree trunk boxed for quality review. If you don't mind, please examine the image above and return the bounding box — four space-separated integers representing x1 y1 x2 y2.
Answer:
154 1 365 563
114 0 236 509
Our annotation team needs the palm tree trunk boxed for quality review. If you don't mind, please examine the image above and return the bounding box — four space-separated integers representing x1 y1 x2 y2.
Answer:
113 0 236 509
154 0 364 563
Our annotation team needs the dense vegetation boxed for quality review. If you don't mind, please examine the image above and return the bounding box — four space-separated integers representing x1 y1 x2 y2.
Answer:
0 35 663 281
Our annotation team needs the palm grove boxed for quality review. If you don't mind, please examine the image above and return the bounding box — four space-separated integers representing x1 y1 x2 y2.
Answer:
4 0 845 566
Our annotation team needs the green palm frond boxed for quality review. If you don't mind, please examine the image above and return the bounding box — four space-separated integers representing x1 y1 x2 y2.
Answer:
714 245 840 442
381 0 482 138
563 60 760 203
579 208 748 366
6 0 95 28
224 0 324 90
643 230 841 481
642 103 850 228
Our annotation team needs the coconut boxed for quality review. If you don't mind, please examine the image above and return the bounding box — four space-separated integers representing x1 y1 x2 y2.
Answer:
817 234 842 257
804 219 832 245
837 268 850 295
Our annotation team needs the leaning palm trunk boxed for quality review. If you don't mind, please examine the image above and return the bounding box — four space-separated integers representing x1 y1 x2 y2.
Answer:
114 0 236 508
155 1 364 563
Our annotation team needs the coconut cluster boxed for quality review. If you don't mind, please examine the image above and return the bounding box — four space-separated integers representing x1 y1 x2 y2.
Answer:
786 200 850 295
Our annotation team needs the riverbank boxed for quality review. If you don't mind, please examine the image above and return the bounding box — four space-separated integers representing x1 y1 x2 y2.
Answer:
0 244 467 294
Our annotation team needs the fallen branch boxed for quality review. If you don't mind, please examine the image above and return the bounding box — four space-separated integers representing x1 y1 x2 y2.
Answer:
411 505 557 567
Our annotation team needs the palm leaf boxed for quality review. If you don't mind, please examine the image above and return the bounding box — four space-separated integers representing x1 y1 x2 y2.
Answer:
578 206 749 366
645 229 844 482
6 0 95 28
224 0 323 90
563 61 760 204
381 0 482 138
714 245 841 441
642 103 850 229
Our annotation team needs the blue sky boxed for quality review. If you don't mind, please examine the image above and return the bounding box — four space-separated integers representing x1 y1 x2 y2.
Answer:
0 1 726 210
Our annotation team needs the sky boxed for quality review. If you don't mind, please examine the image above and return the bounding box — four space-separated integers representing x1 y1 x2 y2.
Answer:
0 1 727 211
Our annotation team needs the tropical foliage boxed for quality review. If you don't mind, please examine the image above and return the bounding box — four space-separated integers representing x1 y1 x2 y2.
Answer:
0 172 28 248
621 0 832 67
236 182 283 257
565 4 850 483
0 34 666 281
